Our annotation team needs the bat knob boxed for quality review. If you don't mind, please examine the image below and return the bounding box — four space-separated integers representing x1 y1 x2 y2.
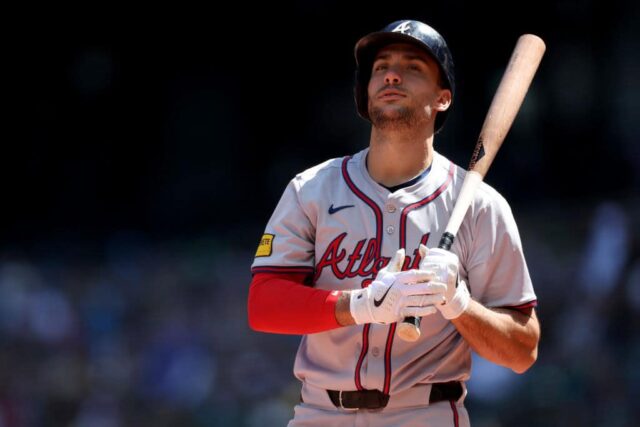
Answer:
397 317 421 342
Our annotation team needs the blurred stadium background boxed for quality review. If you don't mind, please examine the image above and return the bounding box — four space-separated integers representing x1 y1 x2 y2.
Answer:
3 2 640 426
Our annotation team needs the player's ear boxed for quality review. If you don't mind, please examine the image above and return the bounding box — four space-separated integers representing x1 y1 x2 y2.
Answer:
433 88 452 112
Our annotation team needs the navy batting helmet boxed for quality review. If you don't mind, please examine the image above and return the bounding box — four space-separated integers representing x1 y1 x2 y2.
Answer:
354 20 455 132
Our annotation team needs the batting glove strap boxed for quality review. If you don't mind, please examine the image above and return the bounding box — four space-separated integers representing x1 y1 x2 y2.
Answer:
438 278 470 319
349 275 402 325
350 287 376 325
350 248 404 325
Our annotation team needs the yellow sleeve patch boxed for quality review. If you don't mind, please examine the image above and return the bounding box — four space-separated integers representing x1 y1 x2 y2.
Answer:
255 234 275 257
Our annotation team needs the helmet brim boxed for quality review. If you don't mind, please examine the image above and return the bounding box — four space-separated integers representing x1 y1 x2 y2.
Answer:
356 32 435 65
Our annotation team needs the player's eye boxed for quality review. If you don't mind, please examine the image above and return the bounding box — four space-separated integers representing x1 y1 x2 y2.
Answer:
373 63 388 72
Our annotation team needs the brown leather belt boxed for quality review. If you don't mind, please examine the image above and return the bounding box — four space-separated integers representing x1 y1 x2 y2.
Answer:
327 382 462 410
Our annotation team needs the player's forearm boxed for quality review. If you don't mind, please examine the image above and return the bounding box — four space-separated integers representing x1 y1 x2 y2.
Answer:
452 300 540 373
248 273 342 334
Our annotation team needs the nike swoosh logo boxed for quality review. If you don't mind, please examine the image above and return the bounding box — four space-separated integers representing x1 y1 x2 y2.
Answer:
373 285 392 307
328 204 355 215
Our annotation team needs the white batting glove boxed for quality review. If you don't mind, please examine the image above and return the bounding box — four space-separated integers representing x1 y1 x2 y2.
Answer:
350 249 446 325
418 244 470 319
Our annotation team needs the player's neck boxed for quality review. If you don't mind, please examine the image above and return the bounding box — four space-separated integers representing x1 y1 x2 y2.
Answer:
367 127 435 188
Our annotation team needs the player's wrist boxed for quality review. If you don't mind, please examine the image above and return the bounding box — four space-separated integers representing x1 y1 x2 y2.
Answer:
349 288 374 325
335 291 357 326
438 278 471 319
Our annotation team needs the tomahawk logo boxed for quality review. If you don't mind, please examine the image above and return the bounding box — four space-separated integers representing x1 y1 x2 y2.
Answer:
392 21 412 34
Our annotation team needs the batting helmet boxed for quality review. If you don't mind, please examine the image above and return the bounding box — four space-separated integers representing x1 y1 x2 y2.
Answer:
354 20 455 132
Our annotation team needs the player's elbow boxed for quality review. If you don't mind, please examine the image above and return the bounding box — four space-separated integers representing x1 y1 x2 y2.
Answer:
247 301 270 332
247 299 260 331
512 330 540 373
511 345 538 374
247 312 265 332
247 283 268 332
511 309 540 374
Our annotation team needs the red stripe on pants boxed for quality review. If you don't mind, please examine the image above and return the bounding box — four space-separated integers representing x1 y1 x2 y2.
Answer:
449 400 459 427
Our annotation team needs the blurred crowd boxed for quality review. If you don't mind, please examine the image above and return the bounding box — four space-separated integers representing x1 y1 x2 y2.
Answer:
0 198 638 427
0 235 298 427
466 199 640 427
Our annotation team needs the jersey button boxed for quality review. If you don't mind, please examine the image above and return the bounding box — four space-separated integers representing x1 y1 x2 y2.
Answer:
386 225 395 234
385 203 396 213
371 347 380 357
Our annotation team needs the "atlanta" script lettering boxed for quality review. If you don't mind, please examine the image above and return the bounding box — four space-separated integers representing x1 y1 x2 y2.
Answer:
314 233 430 287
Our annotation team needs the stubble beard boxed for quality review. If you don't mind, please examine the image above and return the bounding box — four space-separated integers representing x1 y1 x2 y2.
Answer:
369 103 423 131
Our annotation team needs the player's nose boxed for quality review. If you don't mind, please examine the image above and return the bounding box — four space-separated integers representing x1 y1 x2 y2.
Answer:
384 68 402 85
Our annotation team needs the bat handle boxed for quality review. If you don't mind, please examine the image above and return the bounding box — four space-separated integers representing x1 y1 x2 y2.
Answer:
397 232 456 342
437 232 455 250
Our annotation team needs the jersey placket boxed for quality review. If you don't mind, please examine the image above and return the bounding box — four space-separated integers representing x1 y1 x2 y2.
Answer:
361 190 403 393
341 156 384 392
370 161 455 394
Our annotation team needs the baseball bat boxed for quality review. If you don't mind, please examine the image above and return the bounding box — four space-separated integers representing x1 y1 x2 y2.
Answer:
397 34 546 342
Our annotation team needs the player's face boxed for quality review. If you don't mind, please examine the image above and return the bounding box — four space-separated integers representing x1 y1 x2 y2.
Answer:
367 43 451 130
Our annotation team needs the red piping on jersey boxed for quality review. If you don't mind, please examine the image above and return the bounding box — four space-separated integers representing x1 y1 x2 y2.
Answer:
508 300 538 310
449 400 459 426
496 300 538 314
341 156 383 252
251 265 316 275
399 161 455 249
354 324 370 390
341 155 383 391
383 323 396 394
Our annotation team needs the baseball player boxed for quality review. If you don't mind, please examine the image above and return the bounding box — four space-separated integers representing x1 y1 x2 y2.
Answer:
248 19 539 427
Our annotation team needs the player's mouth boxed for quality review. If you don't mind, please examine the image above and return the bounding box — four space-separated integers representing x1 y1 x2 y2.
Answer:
377 89 406 100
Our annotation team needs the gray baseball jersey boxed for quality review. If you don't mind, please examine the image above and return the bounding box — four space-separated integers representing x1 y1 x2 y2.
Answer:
251 148 536 396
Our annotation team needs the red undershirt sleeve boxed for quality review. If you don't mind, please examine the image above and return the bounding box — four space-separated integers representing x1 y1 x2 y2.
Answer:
247 272 342 335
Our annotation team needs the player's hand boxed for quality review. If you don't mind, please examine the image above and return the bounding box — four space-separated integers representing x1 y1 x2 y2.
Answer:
350 249 446 325
418 244 470 319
